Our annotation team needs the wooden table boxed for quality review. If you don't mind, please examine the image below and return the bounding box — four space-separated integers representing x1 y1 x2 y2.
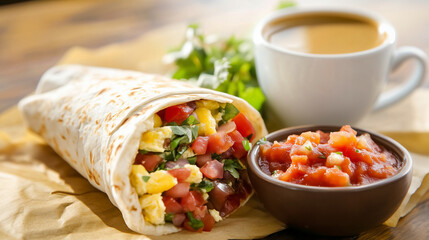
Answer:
1 0 428 239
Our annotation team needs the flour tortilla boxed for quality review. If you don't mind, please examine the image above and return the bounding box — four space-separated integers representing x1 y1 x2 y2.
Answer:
18 65 267 235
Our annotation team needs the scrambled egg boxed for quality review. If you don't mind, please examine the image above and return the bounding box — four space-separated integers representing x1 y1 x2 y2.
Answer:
181 148 195 159
209 209 222 222
130 165 150 195
196 100 220 110
139 127 172 152
139 193 166 225
195 107 217 136
153 114 162 128
184 164 203 183
130 167 177 195
146 170 177 194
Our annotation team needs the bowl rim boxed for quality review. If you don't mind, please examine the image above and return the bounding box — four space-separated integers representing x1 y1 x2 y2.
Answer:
248 125 413 192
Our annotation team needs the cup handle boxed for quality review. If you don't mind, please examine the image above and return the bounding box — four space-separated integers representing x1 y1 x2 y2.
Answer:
373 46 427 111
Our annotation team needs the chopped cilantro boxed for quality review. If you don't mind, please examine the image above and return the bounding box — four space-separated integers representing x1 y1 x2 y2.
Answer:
336 165 342 171
142 176 150 182
355 149 360 153
305 145 312 151
221 103 239 122
182 115 199 126
318 154 327 159
223 159 243 179
170 125 199 143
242 139 252 151
138 150 149 155
211 153 222 160
165 213 174 222
155 161 166 171
335 151 343 156
186 212 204 230
192 179 214 192
187 156 197 165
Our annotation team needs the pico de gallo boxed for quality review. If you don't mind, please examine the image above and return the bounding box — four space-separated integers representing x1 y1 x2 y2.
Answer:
259 125 400 187
129 100 254 232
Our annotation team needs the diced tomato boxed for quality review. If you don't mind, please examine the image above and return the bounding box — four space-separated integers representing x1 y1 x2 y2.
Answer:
191 136 209 155
329 131 357 148
200 160 224 180
192 206 216 232
135 153 162 172
232 112 255 141
163 196 183 214
183 218 203 232
164 104 194 125
207 132 234 154
228 130 246 159
168 168 191 182
180 190 206 212
172 213 186 227
164 182 190 198
196 154 212 167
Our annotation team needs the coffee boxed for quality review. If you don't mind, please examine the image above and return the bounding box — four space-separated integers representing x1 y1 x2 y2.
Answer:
264 13 386 54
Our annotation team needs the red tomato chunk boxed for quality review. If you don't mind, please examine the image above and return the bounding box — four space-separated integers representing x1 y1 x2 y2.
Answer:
164 104 194 125
259 125 399 187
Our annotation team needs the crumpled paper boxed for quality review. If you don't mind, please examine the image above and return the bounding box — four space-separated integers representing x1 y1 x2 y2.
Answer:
1 21 429 238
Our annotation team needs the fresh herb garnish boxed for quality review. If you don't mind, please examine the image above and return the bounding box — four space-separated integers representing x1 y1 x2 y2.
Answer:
211 153 222 160
155 161 166 171
318 153 327 159
242 139 252 151
170 125 199 143
142 176 150 182
336 165 342 171
165 213 174 222
182 115 199 126
221 103 239 122
305 145 312 151
191 179 214 192
187 156 197 165
164 25 266 111
335 151 343 156
186 212 204 230
138 150 149 155
223 159 243 179
256 137 268 145
276 0 296 9
355 149 360 153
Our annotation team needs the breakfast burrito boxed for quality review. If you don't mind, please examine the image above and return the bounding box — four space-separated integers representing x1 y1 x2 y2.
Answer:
18 65 267 235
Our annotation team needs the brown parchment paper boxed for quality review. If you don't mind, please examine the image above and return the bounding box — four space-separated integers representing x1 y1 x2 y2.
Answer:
2 20 429 238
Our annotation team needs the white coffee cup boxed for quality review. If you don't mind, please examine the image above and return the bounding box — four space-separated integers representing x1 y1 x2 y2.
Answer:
253 7 427 126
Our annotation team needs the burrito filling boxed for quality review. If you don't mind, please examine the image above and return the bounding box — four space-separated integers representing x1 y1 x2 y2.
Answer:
130 100 254 232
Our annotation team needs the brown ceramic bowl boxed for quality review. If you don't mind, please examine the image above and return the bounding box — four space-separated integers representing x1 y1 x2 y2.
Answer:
247 125 412 236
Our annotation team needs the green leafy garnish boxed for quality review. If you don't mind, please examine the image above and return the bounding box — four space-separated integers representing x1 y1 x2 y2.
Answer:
242 139 252 151
155 161 166 171
355 149 360 153
187 156 197 165
335 151 343 156
164 25 265 111
138 150 149 155
256 137 268 145
165 213 174 222
170 125 199 143
223 159 243 179
192 179 214 192
336 165 342 171
318 154 327 159
221 103 239 122
305 146 312 151
211 153 222 160
183 115 199 126
142 176 150 182
186 212 204 230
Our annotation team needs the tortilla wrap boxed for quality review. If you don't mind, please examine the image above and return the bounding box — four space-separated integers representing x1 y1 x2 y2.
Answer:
18 65 267 235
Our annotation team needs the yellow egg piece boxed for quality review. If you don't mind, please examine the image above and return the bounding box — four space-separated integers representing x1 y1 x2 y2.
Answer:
139 127 173 152
130 165 149 195
146 170 177 194
196 100 220 110
184 164 203 183
153 114 163 128
194 107 217 136
139 193 166 225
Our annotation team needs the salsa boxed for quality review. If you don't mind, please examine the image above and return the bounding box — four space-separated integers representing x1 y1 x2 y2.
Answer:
259 125 399 187
130 100 254 232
